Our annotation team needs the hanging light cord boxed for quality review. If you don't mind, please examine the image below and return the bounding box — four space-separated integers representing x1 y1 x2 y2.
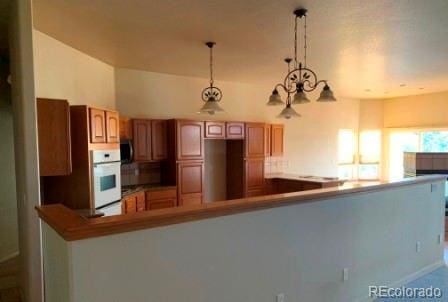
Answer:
209 46 214 87
304 14 307 68
294 16 298 69
287 60 291 105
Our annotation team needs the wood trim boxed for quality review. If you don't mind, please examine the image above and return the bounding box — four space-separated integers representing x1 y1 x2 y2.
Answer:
36 175 446 241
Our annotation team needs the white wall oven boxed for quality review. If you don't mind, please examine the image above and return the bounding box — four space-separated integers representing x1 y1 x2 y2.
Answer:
91 149 121 208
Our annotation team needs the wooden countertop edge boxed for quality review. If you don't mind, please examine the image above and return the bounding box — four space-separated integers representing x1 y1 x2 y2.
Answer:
36 175 447 241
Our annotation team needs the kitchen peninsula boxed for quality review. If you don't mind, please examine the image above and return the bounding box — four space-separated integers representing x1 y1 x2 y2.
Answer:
37 175 446 302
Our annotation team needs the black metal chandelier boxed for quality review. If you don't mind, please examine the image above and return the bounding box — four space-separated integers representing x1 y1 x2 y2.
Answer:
268 8 336 119
198 42 224 115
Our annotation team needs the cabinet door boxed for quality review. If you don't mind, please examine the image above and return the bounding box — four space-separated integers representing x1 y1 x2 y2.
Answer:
151 120 168 160
245 123 265 157
37 98 72 176
136 192 146 212
265 124 271 157
122 196 137 214
119 117 132 140
244 158 265 197
205 121 225 139
133 119 152 162
89 108 106 143
226 122 245 139
177 161 204 206
106 111 120 143
271 124 284 156
176 120 204 160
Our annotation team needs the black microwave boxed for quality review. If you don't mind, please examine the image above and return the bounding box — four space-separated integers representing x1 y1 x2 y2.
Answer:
120 139 133 163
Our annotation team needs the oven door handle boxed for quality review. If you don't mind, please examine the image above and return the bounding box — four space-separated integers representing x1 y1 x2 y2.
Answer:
129 141 134 162
93 162 121 169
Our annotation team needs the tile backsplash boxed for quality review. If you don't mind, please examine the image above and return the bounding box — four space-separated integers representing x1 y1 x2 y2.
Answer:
265 157 288 174
121 162 161 186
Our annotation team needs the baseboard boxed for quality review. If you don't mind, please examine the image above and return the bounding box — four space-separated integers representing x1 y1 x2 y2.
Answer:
0 251 19 266
357 261 446 302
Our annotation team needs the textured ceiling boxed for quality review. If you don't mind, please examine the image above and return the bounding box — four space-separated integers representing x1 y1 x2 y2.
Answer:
33 0 448 99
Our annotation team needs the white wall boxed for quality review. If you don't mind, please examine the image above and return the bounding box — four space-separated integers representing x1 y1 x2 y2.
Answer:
43 179 446 302
10 0 43 300
33 30 116 109
115 68 360 177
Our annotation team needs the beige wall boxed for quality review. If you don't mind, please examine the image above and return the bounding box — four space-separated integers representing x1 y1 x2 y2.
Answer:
43 179 446 302
383 90 448 128
33 30 116 109
115 68 360 177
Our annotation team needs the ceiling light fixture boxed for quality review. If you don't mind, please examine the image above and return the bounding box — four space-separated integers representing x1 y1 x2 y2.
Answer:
198 42 224 115
268 8 336 118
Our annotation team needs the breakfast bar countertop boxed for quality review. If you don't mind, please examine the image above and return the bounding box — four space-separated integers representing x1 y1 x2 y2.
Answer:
36 175 446 242
265 173 345 185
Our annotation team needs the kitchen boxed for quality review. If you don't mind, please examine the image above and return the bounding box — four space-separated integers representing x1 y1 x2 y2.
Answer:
37 100 344 216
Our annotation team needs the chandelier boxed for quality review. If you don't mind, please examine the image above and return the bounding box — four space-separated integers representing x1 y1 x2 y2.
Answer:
268 8 336 119
198 42 224 115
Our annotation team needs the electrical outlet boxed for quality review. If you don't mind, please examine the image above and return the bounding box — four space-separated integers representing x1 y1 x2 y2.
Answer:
416 242 421 253
343 268 349 281
431 183 438 192
276 293 285 302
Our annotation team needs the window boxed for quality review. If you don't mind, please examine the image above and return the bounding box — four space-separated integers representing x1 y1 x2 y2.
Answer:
338 129 356 179
358 130 381 180
420 131 448 152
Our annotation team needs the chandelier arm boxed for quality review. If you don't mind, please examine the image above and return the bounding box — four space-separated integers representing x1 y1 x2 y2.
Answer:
275 82 296 94
201 86 223 102
302 80 327 93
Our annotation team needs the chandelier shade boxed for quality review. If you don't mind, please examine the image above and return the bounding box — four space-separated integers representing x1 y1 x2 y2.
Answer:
267 90 284 106
277 104 301 119
316 84 337 102
292 85 310 104
198 42 224 115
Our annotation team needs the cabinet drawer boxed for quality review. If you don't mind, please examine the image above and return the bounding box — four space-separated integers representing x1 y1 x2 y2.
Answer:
145 189 177 201
147 198 177 210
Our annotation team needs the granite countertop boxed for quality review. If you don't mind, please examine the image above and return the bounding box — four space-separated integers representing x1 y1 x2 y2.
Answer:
121 184 177 197
265 173 345 184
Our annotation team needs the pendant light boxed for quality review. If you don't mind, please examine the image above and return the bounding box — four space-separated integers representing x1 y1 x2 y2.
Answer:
198 42 224 115
277 58 301 119
268 8 336 116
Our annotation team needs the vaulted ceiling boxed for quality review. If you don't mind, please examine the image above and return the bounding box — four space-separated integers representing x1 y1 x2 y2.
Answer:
33 0 448 99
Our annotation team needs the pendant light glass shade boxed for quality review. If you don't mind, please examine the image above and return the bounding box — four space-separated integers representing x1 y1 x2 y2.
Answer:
267 90 284 106
277 104 301 119
292 86 310 104
197 96 225 115
316 84 337 102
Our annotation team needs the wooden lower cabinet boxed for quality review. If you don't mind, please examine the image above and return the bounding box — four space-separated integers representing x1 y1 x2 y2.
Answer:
177 161 204 206
145 188 177 210
244 158 265 197
121 192 146 214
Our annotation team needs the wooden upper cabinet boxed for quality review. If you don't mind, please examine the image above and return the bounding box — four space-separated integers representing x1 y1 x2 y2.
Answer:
37 98 72 176
89 108 106 143
132 119 152 161
176 120 204 160
271 124 284 157
119 117 132 140
205 121 225 139
265 124 271 157
244 158 265 197
226 122 245 139
177 161 204 206
151 120 168 160
245 123 265 158
105 111 120 143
